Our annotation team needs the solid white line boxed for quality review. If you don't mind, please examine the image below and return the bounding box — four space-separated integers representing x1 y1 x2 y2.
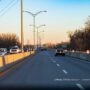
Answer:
62 69 68 74
57 64 60 67
54 78 62 81
76 83 85 90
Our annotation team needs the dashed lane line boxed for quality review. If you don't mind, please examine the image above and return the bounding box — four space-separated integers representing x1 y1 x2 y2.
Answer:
76 83 85 90
62 69 68 74
56 64 60 67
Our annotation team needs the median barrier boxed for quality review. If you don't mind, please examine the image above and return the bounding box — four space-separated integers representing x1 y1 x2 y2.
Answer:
0 51 34 72
66 51 90 61
0 57 3 67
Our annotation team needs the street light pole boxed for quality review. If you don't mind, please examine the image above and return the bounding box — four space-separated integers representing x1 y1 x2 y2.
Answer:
38 30 44 48
33 16 35 50
30 24 45 49
37 25 45 49
37 27 39 49
21 0 24 52
24 10 47 50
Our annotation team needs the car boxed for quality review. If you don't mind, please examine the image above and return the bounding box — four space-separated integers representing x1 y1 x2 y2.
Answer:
0 48 7 56
41 48 47 51
40 47 47 51
55 48 65 56
10 46 21 54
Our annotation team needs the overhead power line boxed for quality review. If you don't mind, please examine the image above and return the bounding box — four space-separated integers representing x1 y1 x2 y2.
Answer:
0 0 15 13
0 0 19 17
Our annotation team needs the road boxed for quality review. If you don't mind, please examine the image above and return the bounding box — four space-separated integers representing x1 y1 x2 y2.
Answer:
0 50 90 90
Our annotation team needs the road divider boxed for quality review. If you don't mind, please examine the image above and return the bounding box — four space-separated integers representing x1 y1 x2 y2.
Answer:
0 57 3 67
0 51 34 72
66 51 90 61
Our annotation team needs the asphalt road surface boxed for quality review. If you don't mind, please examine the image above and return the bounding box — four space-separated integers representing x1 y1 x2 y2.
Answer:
0 50 90 90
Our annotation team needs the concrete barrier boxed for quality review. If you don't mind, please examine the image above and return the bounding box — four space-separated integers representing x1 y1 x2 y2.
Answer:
0 51 34 72
66 51 90 61
0 57 3 67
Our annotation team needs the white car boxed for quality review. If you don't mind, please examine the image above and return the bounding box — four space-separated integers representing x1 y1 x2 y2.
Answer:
10 46 21 54
0 48 7 56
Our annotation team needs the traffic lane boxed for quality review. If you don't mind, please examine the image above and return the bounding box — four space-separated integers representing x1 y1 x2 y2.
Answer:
54 56 90 75
0 51 59 87
45 51 90 89
23 51 59 87
25 52 79 89
48 49 90 67
0 55 36 85
47 50 90 80
25 51 83 90
34 51 87 89
47 50 90 75
0 51 80 90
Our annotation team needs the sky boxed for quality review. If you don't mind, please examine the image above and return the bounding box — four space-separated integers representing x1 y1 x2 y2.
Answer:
0 0 90 45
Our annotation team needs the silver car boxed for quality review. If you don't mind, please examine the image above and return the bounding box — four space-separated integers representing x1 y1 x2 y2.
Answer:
10 46 21 54
0 48 7 56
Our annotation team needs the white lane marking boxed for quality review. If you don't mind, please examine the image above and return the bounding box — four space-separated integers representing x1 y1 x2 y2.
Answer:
62 69 68 74
57 64 60 67
54 78 62 81
76 83 85 90
54 78 80 82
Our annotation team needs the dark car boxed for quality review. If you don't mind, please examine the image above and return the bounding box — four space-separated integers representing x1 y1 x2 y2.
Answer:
55 48 65 56
40 47 47 51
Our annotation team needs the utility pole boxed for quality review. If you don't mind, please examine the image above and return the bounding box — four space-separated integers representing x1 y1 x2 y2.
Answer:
21 0 24 52
33 15 35 50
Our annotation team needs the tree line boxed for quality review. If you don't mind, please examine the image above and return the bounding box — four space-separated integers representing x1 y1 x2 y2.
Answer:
54 16 90 51
0 33 21 49
68 16 90 51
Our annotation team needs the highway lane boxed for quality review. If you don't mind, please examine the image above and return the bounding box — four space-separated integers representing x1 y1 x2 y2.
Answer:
46 50 90 89
0 50 90 90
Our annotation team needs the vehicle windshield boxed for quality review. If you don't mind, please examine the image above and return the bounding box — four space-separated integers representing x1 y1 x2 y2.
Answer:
11 47 18 49
57 49 60 52
0 0 90 90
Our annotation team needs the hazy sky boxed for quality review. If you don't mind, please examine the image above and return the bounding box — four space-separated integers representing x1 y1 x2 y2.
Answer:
0 0 90 44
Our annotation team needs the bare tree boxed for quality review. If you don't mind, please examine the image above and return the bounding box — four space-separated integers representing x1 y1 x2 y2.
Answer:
68 16 90 51
0 33 21 49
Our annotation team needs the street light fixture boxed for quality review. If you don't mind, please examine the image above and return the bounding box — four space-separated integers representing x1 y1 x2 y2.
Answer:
24 10 47 50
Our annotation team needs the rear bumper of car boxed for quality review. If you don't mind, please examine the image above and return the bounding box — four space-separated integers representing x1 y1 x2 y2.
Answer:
10 50 18 54
55 52 65 56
